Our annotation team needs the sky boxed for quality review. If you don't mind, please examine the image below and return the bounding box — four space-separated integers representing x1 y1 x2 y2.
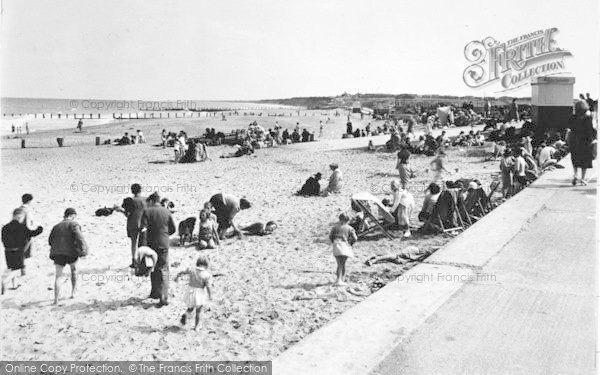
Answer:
1 0 598 100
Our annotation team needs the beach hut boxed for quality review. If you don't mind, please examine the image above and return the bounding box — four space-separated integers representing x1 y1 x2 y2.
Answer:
351 101 362 113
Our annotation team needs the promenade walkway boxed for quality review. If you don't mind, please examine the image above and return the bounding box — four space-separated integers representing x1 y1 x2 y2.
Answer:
274 154 597 375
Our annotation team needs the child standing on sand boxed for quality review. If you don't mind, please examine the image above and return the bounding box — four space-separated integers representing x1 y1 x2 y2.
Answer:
175 255 212 330
430 150 449 183
329 213 358 286
396 153 415 189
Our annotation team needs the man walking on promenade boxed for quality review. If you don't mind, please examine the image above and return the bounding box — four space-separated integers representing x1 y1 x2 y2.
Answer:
141 192 176 307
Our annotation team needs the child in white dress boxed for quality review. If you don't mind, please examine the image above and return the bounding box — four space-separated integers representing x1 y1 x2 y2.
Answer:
175 255 212 330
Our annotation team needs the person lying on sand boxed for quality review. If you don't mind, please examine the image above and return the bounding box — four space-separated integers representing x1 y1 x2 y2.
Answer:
175 255 212 331
240 221 277 236
296 173 322 196
365 246 427 266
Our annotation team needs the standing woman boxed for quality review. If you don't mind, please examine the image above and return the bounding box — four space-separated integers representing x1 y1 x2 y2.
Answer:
1 208 43 294
568 100 596 185
329 213 358 286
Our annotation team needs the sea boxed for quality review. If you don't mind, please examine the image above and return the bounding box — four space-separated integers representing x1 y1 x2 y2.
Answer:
1 97 292 116
1 97 295 134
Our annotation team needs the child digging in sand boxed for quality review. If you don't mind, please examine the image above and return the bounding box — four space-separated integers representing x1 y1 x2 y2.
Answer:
175 255 212 330
329 213 358 286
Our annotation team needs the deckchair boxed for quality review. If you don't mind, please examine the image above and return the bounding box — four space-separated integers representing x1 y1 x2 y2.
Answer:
351 192 396 240
424 190 464 233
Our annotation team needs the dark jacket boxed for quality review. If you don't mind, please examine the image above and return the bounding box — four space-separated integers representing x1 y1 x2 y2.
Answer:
141 204 176 250
2 221 43 249
49 219 88 257
123 195 146 237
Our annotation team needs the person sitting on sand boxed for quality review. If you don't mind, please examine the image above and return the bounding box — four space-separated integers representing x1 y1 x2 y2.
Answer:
297 172 322 196
49 208 88 305
418 183 441 222
322 164 343 196
197 209 220 250
329 213 357 286
208 194 251 240
1 208 43 295
175 255 212 331
240 221 277 236
179 140 198 163
134 246 158 277
119 132 132 146
537 142 557 169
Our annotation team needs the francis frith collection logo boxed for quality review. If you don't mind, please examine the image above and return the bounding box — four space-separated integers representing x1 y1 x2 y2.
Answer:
463 27 572 91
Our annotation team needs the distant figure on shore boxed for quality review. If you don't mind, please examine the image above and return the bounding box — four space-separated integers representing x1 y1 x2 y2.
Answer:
319 121 324 137
323 164 342 196
346 121 353 135
141 192 177 307
11 124 15 133
49 208 88 305
161 129 167 148
77 119 83 132
208 194 251 239
1 208 43 294
329 213 357 286
113 183 147 268
175 255 212 330
25 123 29 135
568 100 596 186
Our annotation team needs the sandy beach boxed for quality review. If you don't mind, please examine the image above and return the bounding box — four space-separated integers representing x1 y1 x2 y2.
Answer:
0 112 502 360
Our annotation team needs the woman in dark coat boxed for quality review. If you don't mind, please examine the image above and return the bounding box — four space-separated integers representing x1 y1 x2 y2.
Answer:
568 100 596 185
1 208 43 294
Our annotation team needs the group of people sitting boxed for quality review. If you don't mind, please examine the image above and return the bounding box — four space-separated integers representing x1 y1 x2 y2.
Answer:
498 133 568 198
296 164 343 197
115 130 146 145
164 130 210 163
